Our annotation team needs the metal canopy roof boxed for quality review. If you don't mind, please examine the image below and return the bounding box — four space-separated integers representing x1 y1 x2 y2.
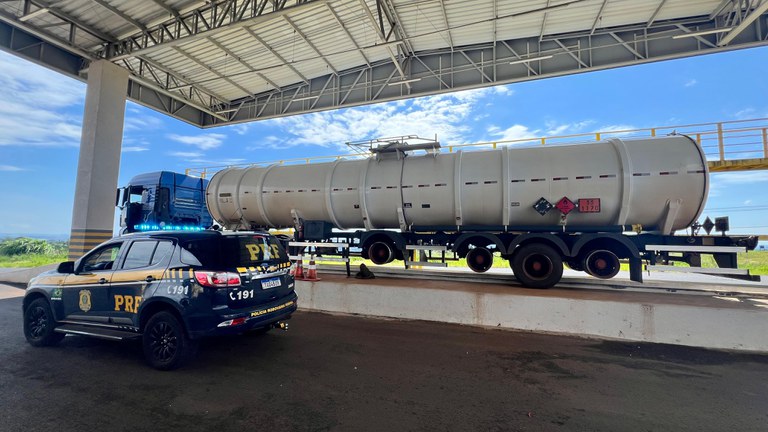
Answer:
1 0 767 127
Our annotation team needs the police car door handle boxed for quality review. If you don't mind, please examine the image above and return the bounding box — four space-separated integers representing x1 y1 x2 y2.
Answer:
145 276 155 282
98 278 108 284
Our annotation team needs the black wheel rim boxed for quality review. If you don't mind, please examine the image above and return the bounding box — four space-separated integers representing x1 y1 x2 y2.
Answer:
522 254 553 280
370 243 392 265
149 322 178 363
27 306 48 339
468 248 492 272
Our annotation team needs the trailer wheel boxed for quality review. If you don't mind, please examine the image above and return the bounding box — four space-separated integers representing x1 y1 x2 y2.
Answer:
368 241 395 265
565 259 584 272
584 250 621 279
466 247 493 273
510 244 563 289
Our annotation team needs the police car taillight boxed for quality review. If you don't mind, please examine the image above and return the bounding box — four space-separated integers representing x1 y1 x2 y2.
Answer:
194 271 241 288
217 317 247 327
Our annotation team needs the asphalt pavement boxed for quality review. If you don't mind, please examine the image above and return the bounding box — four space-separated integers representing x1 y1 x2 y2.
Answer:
1 283 767 432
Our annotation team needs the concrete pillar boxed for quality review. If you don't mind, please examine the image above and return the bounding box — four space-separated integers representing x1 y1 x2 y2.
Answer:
68 60 129 260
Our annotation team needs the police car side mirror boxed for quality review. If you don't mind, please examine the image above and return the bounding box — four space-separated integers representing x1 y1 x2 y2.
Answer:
57 261 75 274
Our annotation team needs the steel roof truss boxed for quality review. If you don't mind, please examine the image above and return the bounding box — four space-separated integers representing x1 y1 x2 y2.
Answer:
719 0 768 45
326 3 371 67
206 36 281 90
358 0 409 86
591 0 609 35
242 26 310 83
171 45 257 99
102 0 327 60
647 0 669 27
609 32 645 60
283 15 338 74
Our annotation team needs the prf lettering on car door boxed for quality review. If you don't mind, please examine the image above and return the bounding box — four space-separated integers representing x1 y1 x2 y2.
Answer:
114 295 142 313
245 244 281 261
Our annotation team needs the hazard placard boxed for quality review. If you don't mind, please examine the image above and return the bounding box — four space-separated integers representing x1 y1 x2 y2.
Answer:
555 197 575 215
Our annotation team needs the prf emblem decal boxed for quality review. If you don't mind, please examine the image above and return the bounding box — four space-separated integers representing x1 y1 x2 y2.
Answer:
78 289 92 312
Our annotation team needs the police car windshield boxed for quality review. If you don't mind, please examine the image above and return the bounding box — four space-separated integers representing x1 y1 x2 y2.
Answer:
180 235 288 269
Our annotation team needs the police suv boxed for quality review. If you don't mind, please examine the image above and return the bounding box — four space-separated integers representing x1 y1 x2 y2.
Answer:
22 230 297 370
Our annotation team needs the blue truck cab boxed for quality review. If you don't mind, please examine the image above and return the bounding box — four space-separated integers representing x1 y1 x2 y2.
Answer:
117 171 213 233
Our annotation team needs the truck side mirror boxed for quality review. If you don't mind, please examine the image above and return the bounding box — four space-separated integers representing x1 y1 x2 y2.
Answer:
57 261 75 274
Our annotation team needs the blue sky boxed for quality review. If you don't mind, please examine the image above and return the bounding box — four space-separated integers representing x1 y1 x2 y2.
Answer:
0 46 766 237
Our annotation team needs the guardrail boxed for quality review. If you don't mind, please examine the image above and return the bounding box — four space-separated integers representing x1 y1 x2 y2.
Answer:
186 117 768 178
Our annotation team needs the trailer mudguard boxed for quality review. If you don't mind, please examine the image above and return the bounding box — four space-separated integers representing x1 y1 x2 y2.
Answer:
571 233 641 259
506 233 570 258
452 233 507 256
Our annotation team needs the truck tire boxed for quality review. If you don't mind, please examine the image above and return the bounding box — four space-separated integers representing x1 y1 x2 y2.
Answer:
23 298 65 347
466 247 493 273
143 311 196 371
368 241 395 265
510 244 563 289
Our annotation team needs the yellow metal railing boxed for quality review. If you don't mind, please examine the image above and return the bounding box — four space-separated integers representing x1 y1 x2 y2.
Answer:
186 117 768 178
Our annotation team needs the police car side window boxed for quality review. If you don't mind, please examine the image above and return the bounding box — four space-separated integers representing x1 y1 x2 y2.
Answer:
81 244 122 273
122 241 158 270
150 241 174 266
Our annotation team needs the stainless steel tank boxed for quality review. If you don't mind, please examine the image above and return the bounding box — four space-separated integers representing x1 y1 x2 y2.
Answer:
207 135 708 233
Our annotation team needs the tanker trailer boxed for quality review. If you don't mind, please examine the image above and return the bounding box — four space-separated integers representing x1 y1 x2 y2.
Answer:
206 135 757 288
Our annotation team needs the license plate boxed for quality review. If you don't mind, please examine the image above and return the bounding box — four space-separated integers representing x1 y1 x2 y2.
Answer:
261 277 281 290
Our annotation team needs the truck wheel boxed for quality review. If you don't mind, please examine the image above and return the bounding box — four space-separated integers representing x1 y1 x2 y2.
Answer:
466 247 493 273
143 311 196 371
565 259 584 272
584 250 621 279
23 298 65 347
368 241 395 265
510 244 563 289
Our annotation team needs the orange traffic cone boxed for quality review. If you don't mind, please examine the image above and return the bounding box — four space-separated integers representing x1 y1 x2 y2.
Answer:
293 254 304 280
303 255 321 281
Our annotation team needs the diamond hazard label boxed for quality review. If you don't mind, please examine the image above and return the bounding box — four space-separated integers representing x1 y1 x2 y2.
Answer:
555 197 575 215
533 197 553 216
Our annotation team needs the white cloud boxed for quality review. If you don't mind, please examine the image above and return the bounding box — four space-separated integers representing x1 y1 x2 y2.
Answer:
168 151 203 158
0 165 24 171
684 79 698 87
544 120 595 136
229 124 251 135
733 108 755 120
168 133 226 150
264 88 496 150
124 113 163 131
0 51 85 147
744 200 753 205
489 124 539 143
122 146 149 152
493 85 513 95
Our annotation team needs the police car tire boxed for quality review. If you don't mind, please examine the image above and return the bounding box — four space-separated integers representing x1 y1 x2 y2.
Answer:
24 298 65 347
143 312 195 371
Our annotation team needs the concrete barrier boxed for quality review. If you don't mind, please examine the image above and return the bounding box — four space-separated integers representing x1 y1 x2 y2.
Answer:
296 274 768 353
0 264 56 285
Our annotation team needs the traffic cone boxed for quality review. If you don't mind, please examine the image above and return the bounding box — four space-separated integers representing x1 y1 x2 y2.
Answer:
303 255 321 281
293 254 304 279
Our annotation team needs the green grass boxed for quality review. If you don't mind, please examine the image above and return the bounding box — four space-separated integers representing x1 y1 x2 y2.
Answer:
0 253 67 268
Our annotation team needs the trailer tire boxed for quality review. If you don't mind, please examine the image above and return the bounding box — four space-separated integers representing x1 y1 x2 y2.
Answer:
466 247 493 273
368 241 395 265
510 244 563 289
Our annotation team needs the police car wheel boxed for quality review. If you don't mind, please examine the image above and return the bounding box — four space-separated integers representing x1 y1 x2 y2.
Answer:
23 298 64 347
143 312 195 370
